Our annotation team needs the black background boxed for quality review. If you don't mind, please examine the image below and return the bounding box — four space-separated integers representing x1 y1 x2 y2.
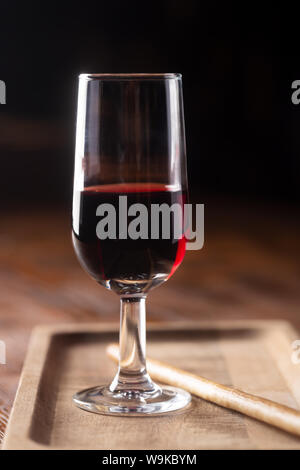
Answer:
1 1 300 207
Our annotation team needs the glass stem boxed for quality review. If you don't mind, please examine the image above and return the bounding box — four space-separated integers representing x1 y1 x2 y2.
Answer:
109 296 159 394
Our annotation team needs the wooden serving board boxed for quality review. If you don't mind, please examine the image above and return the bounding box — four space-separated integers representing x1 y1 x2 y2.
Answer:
3 320 300 450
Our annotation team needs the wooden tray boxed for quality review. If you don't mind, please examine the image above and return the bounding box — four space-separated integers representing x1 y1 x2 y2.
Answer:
3 320 300 450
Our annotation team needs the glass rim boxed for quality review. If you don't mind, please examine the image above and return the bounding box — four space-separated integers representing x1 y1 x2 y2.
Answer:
79 73 182 81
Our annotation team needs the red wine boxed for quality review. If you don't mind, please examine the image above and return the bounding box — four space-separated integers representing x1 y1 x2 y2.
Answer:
72 183 186 295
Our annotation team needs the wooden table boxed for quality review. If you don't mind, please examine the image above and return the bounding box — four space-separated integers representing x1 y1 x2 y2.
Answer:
1 200 300 446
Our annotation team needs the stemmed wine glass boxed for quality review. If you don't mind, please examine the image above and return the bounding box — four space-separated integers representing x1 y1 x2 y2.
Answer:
72 73 191 415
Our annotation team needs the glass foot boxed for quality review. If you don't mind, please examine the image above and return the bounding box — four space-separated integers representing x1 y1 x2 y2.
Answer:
73 384 191 416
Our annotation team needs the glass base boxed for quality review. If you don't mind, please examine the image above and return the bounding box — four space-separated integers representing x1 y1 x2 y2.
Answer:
73 384 191 416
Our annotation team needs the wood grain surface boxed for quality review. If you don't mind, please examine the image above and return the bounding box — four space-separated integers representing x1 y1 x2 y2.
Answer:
3 321 300 450
0 201 300 447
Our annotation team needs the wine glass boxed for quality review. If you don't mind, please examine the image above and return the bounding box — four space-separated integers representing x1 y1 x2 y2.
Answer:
72 73 191 415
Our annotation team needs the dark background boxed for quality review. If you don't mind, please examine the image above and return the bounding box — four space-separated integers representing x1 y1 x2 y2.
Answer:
1 1 300 208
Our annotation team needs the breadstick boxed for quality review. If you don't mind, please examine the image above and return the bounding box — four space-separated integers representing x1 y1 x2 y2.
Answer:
106 343 300 437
